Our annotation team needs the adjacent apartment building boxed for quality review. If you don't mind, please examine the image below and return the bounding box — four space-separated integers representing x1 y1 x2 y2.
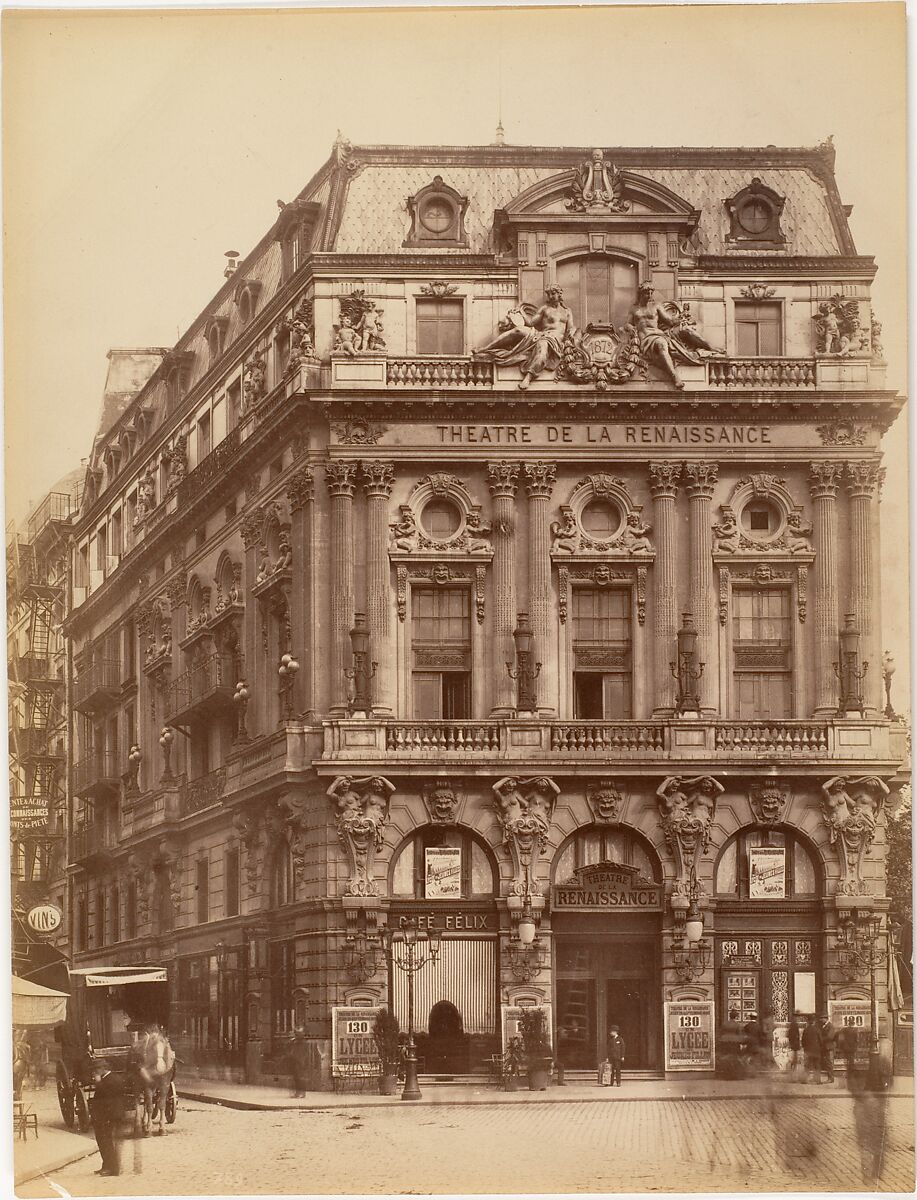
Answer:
63 136 907 1083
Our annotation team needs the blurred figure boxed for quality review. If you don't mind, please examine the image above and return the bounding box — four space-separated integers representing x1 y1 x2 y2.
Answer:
742 1012 767 1071
787 1013 803 1080
817 1012 836 1083
606 1025 625 1087
89 1059 126 1177
291 1026 308 1098
13 1030 31 1100
802 1013 823 1082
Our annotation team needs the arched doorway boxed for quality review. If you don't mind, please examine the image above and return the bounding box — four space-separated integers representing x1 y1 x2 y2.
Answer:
425 1001 468 1074
551 825 664 1071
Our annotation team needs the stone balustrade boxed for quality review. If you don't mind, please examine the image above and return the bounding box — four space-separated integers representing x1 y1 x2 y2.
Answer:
385 722 502 751
708 358 817 388
714 722 829 752
550 722 666 752
386 357 494 387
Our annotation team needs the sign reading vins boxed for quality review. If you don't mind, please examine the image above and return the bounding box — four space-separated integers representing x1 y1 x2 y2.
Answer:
665 1000 716 1071
552 862 662 912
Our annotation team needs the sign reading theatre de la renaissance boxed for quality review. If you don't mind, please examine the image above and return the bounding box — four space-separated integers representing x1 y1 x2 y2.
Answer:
552 863 662 911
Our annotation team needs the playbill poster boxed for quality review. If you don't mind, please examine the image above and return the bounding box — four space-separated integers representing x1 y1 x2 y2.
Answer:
424 847 462 898
748 846 787 899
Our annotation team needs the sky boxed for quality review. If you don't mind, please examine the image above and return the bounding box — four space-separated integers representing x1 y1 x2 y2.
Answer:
2 0 910 703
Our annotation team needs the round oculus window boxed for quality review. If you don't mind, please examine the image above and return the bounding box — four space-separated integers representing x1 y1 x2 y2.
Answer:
740 500 781 537
737 198 772 236
419 197 454 236
421 498 462 540
580 498 621 538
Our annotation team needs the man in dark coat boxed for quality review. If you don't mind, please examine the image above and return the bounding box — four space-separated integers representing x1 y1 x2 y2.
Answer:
802 1014 823 1082
89 1060 126 1176
787 1013 803 1079
607 1026 625 1087
817 1012 836 1083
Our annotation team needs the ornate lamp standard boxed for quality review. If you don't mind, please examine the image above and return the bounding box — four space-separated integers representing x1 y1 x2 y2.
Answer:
345 613 377 717
278 653 300 720
670 613 704 716
380 918 441 1101
833 614 869 716
837 910 899 1089
882 651 897 719
507 892 546 983
506 612 541 715
670 869 711 982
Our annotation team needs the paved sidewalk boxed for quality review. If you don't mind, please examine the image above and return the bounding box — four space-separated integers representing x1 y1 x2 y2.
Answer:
12 1084 99 1187
178 1070 916 1111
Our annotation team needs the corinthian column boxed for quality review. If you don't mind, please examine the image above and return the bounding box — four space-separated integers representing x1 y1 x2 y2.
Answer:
683 463 718 712
487 461 519 715
809 462 843 715
325 461 358 715
523 461 556 714
360 460 394 715
846 460 881 715
649 461 681 714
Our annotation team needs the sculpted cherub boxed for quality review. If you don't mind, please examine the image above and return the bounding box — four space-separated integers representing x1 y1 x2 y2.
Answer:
334 315 360 357
785 512 813 554
712 507 741 553
390 507 419 552
274 528 293 573
618 512 652 554
465 510 492 552
550 509 579 554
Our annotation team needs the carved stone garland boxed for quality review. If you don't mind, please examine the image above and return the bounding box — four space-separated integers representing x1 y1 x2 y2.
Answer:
820 775 890 896
328 776 395 897
232 808 266 899
492 776 559 896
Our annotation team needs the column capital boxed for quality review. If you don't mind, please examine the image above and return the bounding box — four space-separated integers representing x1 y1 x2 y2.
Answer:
240 512 263 551
845 460 882 499
487 460 520 499
683 462 718 498
325 460 358 498
648 461 682 498
286 466 315 512
360 460 395 498
809 461 843 499
522 461 556 498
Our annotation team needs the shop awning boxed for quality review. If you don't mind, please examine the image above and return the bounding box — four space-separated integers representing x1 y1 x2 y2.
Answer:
70 967 168 987
12 975 69 1027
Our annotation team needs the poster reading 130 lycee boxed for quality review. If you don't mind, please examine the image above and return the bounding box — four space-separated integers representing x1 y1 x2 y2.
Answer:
664 1001 716 1071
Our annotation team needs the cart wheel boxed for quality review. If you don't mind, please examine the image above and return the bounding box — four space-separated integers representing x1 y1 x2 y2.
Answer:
74 1087 92 1133
165 1081 177 1124
57 1074 75 1128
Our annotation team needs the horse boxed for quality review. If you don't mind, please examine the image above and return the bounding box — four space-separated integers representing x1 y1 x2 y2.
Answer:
133 1025 175 1136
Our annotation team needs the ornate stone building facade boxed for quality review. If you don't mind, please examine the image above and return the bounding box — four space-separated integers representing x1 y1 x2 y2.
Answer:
65 138 907 1082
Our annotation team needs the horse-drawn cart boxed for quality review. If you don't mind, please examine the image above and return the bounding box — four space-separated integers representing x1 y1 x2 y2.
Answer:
54 965 177 1134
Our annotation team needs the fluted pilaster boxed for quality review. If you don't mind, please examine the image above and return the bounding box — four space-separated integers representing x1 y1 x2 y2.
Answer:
361 460 394 714
649 461 681 714
286 466 315 717
846 460 881 714
523 461 556 713
809 462 843 714
683 463 718 711
325 461 358 714
487 460 519 714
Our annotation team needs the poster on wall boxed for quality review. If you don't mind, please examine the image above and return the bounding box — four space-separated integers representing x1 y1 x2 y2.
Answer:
664 1000 715 1071
331 1006 381 1078
748 846 786 899
424 847 462 899
502 1004 553 1053
828 999 872 1069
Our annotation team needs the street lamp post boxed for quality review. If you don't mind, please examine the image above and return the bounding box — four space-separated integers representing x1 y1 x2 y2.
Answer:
381 918 441 1101
837 910 898 1090
506 612 542 714
670 613 704 716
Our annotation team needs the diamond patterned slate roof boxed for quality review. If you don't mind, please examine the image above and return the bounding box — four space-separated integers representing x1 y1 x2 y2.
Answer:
332 159 842 257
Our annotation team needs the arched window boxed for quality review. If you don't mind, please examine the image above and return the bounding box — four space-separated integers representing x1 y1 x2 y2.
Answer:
556 257 638 329
390 827 497 899
553 826 661 883
272 842 297 907
714 827 820 899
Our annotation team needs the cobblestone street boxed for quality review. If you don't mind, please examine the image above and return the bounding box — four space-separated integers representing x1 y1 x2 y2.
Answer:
16 1091 915 1196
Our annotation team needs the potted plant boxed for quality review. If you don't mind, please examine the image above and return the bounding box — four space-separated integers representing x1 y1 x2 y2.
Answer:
373 1007 401 1096
518 1007 553 1091
502 1035 524 1092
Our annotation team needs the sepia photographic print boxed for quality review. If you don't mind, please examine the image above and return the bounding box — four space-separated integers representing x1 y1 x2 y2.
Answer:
4 2 913 1196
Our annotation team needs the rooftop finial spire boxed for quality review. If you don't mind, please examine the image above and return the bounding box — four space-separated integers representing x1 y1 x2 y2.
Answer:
494 119 505 146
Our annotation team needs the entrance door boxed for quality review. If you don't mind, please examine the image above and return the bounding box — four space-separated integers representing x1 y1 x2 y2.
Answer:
605 981 648 1069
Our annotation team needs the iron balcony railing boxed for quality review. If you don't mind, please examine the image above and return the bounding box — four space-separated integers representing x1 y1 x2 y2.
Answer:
180 767 228 816
73 751 122 797
27 491 74 542
166 652 234 722
73 659 121 713
177 428 241 508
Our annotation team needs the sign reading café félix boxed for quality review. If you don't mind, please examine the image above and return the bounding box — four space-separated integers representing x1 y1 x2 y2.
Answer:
552 862 662 912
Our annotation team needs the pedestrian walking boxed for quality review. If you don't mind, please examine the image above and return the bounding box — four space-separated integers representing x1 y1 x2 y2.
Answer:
787 1012 803 1079
290 1026 309 1098
607 1026 625 1087
839 1022 859 1083
802 1012 822 1082
817 1012 836 1083
742 1012 767 1072
89 1059 126 1177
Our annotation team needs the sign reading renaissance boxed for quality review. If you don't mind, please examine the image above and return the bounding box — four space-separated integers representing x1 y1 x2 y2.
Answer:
424 847 462 899
748 847 786 899
552 862 662 912
664 1000 715 1071
332 1006 381 1078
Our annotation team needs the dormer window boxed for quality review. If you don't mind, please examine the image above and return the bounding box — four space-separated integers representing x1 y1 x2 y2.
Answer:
406 177 468 247
274 199 320 280
205 317 229 365
234 279 262 326
725 179 786 248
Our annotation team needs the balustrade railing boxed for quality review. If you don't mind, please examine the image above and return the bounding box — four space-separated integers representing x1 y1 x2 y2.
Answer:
73 752 121 796
73 659 120 710
550 723 666 752
385 722 502 751
386 358 494 388
708 358 816 388
714 722 829 752
167 652 232 717
181 767 228 815
177 428 241 507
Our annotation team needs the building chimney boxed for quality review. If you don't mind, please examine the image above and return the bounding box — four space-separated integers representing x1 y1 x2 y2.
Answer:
224 250 240 278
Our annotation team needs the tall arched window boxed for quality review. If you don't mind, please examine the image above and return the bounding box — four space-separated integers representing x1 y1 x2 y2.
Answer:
556 257 638 329
272 842 297 907
553 825 662 883
390 827 496 899
714 827 820 899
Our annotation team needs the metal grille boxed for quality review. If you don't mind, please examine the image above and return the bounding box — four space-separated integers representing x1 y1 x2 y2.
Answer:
392 938 495 1035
